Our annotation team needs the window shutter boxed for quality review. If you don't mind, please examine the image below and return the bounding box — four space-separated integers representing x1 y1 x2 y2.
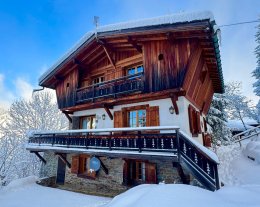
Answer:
188 105 195 134
203 117 208 132
71 155 79 174
145 163 157 184
196 111 202 134
146 106 159 126
114 111 123 128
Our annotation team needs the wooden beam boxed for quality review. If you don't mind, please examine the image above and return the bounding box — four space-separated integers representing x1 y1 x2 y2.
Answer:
127 36 142 53
97 39 116 69
104 105 113 120
98 157 109 174
31 151 46 164
63 111 72 123
170 93 179 115
73 58 89 70
55 153 71 168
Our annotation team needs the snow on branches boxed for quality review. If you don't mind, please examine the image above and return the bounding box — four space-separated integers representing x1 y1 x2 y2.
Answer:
0 90 68 186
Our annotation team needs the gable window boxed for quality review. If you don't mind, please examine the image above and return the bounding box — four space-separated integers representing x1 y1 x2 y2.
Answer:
80 116 96 129
93 76 104 85
128 109 146 127
127 65 144 76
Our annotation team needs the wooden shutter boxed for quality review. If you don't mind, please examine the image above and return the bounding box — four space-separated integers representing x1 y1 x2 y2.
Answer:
114 111 123 128
203 117 208 132
196 111 202 134
71 155 79 174
146 106 159 126
145 163 157 184
188 105 195 134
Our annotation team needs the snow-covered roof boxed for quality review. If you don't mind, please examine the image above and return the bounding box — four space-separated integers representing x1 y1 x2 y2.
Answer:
227 120 253 131
39 11 215 85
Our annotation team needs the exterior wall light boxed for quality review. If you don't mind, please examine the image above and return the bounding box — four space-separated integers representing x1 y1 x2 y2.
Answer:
102 114 106 120
169 106 175 114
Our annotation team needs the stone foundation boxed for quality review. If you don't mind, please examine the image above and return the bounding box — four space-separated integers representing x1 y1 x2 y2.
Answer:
39 151 58 178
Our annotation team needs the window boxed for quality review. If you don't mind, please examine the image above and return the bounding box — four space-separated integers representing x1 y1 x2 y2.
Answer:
123 160 156 185
128 109 146 127
80 116 96 129
92 76 104 85
71 155 96 179
127 65 144 76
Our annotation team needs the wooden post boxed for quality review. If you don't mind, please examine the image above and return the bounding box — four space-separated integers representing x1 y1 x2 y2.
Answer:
213 164 220 190
138 131 142 153
176 129 181 163
109 132 112 151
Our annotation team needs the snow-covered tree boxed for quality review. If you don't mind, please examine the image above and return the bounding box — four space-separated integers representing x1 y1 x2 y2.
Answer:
0 90 68 186
225 82 255 130
207 93 232 146
252 18 260 97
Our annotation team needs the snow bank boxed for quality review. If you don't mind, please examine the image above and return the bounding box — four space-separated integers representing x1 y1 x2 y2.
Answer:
243 134 260 163
4 176 38 192
0 177 111 207
106 183 260 207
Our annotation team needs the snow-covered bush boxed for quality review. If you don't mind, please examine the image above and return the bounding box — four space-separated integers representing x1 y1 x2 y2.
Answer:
0 90 68 186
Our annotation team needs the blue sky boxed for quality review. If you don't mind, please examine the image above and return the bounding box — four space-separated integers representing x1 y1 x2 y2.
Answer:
0 0 259 108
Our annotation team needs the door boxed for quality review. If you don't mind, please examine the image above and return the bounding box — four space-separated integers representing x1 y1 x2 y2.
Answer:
56 154 66 185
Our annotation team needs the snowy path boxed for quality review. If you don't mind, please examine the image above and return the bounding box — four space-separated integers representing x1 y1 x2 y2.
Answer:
0 177 111 207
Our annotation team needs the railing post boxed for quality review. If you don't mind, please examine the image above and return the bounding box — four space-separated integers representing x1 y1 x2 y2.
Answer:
109 132 112 151
138 131 142 153
92 85 95 102
176 129 181 163
52 134 55 146
86 132 89 149
213 164 220 190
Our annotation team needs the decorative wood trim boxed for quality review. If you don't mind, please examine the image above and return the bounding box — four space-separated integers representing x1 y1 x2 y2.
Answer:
169 93 179 115
104 105 113 120
63 111 72 123
99 158 109 175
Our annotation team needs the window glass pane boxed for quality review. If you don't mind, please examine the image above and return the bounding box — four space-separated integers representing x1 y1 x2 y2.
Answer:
137 65 144 73
138 110 146 127
92 117 96 129
82 119 88 129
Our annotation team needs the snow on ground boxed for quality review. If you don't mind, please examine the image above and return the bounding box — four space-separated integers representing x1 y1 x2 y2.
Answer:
2 136 260 207
0 176 111 207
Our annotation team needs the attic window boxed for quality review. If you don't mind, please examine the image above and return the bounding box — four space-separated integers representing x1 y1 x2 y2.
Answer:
158 54 164 61
66 83 70 87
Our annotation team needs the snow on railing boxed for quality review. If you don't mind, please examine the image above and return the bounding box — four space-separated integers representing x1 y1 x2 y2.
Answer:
233 125 260 147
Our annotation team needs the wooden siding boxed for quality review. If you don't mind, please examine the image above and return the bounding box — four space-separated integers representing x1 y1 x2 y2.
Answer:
143 40 190 92
56 67 79 108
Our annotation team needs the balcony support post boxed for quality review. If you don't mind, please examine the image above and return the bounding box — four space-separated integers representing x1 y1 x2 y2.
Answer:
31 151 46 164
55 153 71 168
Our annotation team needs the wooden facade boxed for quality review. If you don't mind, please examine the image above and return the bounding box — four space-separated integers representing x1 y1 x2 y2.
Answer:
40 19 223 115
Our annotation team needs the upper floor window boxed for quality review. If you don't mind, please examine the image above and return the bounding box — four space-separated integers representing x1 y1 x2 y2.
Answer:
93 76 104 85
127 65 144 76
128 109 146 127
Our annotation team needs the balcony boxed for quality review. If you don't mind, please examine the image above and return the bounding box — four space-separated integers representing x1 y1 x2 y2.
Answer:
76 72 144 104
27 126 220 191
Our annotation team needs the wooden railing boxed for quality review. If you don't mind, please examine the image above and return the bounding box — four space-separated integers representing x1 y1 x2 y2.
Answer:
27 126 220 191
76 73 144 103
233 125 260 147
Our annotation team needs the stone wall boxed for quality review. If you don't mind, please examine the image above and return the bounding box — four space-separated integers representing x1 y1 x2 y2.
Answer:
64 154 181 196
39 151 58 178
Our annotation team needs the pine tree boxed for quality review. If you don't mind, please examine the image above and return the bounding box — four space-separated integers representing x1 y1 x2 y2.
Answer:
252 18 260 122
206 93 232 146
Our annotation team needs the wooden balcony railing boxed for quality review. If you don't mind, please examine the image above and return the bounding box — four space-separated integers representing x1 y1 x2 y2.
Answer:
27 126 220 191
76 72 144 103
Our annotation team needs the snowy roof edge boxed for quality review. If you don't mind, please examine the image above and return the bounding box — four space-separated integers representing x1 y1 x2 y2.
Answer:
38 10 215 85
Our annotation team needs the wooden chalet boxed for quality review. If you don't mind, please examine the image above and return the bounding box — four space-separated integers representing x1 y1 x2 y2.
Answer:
27 11 224 196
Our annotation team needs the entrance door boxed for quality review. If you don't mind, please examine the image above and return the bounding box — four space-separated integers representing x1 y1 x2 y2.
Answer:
56 155 66 185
